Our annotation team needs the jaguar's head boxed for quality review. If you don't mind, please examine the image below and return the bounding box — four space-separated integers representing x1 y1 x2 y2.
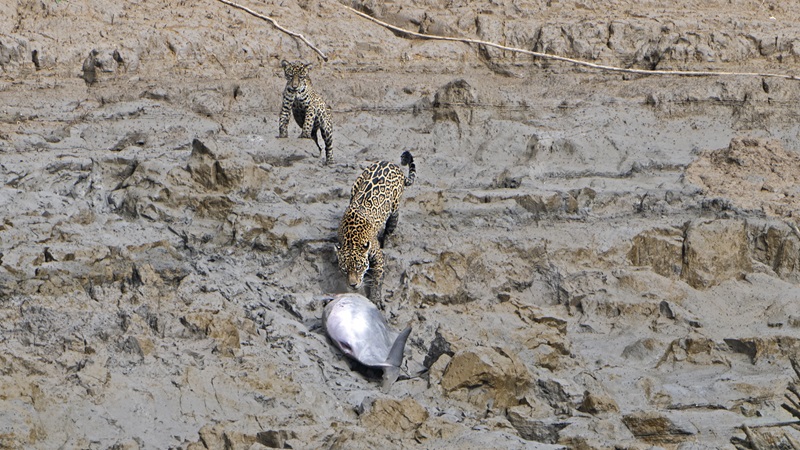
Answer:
335 212 373 289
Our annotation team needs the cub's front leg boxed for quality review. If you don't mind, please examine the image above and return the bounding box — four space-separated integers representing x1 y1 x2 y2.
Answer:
278 92 292 138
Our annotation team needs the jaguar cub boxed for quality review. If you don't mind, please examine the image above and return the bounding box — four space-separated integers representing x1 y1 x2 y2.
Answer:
335 151 417 305
278 60 334 164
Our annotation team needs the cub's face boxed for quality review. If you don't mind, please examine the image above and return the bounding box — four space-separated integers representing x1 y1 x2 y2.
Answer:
281 60 312 91
335 239 371 288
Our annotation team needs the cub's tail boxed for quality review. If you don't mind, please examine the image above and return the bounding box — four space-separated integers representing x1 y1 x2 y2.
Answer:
400 151 416 187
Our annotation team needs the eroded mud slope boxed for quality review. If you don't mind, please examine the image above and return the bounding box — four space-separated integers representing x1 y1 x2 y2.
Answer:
1 0 800 448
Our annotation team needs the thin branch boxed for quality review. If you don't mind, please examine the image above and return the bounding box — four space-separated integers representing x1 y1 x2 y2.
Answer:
784 401 800 421
216 0 328 61
743 425 767 450
785 432 800 450
748 420 800 429
788 386 800 407
340 3 800 81
790 223 800 240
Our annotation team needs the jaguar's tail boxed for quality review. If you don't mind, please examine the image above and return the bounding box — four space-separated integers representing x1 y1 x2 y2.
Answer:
400 151 416 187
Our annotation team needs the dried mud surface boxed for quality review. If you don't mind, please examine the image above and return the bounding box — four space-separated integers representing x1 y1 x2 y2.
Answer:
2 1 800 449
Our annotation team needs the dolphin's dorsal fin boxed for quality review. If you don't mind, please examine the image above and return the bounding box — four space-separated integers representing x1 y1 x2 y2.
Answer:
381 326 412 392
387 325 412 368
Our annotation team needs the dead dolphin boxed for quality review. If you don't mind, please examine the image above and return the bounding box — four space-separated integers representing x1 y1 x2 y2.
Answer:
322 293 411 391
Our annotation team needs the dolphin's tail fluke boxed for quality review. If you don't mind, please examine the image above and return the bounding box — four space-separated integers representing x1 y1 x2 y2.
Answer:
381 366 401 393
381 325 412 392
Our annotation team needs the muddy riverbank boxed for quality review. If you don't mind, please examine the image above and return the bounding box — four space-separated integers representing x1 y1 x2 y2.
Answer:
2 1 800 448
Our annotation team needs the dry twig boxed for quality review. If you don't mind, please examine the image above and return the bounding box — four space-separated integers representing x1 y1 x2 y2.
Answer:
786 391 800 417
792 223 800 239
743 425 769 450
215 0 328 61
748 420 800 429
341 3 799 81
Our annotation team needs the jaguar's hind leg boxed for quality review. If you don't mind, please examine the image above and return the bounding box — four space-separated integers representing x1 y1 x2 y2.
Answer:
380 211 399 247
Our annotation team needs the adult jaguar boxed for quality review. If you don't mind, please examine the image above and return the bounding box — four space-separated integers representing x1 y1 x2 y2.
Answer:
335 151 416 305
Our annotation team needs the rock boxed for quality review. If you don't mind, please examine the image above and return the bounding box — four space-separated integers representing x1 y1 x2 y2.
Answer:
682 219 752 289
577 390 620 415
622 411 697 444
445 429 566 449
81 49 124 84
191 90 225 117
615 269 689 305
536 378 577 414
196 423 227 450
724 337 800 365
221 429 258 450
111 131 148 152
109 439 142 450
507 405 567 443
432 79 477 124
408 251 479 304
441 346 531 409
0 2 17 35
413 415 463 443
433 79 477 108
556 416 637 450
686 138 800 220
751 223 800 283
185 138 271 195
187 138 237 190
628 227 684 279
657 338 730 367
255 430 297 448
621 338 662 361
423 326 457 368
360 397 429 433
0 34 30 72
181 311 241 356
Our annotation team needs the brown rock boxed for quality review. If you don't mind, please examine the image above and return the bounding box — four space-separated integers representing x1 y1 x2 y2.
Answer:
682 219 752 289
751 224 800 282
506 404 565 443
433 79 477 124
657 338 729 367
441 346 531 409
255 430 297 449
360 398 429 434
409 250 479 304
628 227 684 278
181 312 241 356
186 139 269 193
621 338 661 361
196 423 226 450
622 411 696 443
413 416 462 443
577 390 620 415
686 138 800 219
